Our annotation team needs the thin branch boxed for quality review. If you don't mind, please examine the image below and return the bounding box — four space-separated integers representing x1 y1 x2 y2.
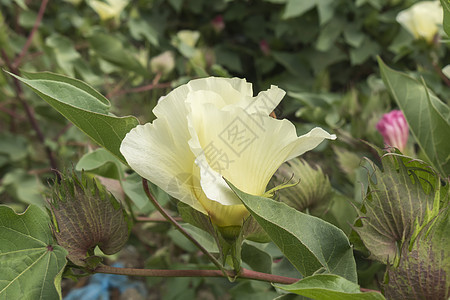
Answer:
135 216 183 223
108 73 171 98
95 264 382 294
432 61 450 87
142 179 226 274
2 49 61 181
13 0 49 68
0 105 26 121
95 264 299 285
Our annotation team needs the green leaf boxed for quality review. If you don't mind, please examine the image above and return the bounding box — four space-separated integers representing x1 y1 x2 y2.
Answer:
122 173 169 211
0 205 67 300
6 71 139 164
282 0 316 19
1 169 45 206
378 58 450 177
241 242 272 274
76 148 125 180
89 33 148 76
128 18 159 46
45 33 81 77
226 180 357 283
441 0 450 37
316 17 345 52
0 133 28 163
168 224 219 253
275 274 385 300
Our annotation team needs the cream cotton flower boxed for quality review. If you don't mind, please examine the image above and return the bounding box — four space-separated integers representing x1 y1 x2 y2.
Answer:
120 77 336 227
89 0 129 21
396 1 443 43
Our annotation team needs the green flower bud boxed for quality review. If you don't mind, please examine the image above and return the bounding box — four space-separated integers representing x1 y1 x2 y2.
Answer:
272 158 333 214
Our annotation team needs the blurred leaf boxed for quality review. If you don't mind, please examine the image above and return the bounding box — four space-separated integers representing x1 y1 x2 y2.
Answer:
45 33 81 77
1 169 45 206
7 71 139 164
227 180 357 283
349 38 380 65
275 274 385 299
378 58 450 177
272 51 310 78
316 0 335 25
121 173 150 210
214 46 243 73
89 33 148 76
316 17 345 52
0 133 28 163
168 224 218 253
282 0 316 19
0 205 67 300
122 173 168 213
128 18 159 46
441 0 450 37
76 148 125 180
241 242 272 274
344 24 365 47
168 0 184 13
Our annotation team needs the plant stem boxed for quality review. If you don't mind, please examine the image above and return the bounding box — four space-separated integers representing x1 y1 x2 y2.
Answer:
95 264 299 285
1 50 61 181
95 264 382 294
135 216 183 223
142 179 226 274
13 0 49 68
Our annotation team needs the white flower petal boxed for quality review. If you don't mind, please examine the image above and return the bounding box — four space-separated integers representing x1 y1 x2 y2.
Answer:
190 162 249 226
187 102 336 206
120 121 206 214
233 85 286 116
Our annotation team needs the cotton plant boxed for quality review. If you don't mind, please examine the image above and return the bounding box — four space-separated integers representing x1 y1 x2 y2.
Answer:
4 59 449 299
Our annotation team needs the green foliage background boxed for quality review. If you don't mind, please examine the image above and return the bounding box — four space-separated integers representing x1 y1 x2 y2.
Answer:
0 0 449 299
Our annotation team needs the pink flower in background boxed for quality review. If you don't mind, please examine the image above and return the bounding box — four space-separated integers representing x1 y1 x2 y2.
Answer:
260 40 270 56
376 110 409 152
211 15 225 33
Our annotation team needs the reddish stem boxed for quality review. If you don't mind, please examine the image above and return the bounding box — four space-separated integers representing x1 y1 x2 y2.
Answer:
108 73 170 98
135 216 183 223
95 264 299 285
142 179 225 273
13 0 49 68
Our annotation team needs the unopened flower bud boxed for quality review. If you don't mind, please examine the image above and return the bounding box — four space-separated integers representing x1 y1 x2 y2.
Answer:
272 158 333 214
376 110 409 152
48 172 130 267
150 51 175 76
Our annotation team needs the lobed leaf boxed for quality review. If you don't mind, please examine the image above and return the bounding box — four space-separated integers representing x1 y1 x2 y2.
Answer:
0 205 67 300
